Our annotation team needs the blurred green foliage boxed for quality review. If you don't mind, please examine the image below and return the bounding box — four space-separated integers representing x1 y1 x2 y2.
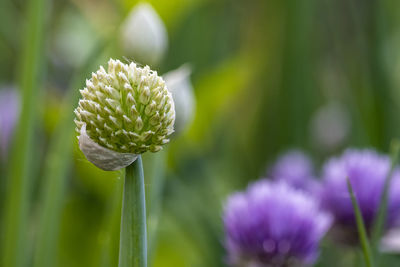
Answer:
1 0 400 266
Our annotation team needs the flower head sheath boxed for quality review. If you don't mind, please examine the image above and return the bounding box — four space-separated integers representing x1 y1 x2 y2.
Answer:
74 59 175 170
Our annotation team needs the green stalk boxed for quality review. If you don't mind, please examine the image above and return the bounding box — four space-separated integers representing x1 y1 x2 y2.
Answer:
119 156 147 267
32 41 107 267
371 140 400 259
1 0 48 265
31 122 69 267
347 178 374 267
100 150 165 267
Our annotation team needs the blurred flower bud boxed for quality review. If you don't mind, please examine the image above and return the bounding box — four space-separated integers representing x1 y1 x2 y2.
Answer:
310 102 350 151
321 149 400 244
0 88 19 159
120 3 168 66
381 228 400 253
51 9 98 67
163 65 195 135
269 150 320 194
74 59 175 170
224 180 332 267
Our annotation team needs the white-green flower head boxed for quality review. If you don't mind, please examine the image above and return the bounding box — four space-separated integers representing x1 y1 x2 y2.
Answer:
74 58 175 170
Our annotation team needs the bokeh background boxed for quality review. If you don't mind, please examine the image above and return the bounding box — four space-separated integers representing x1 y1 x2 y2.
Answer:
1 0 400 266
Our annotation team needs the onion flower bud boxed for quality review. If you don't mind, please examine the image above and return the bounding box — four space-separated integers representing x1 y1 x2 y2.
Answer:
120 3 168 66
163 64 195 135
74 58 175 170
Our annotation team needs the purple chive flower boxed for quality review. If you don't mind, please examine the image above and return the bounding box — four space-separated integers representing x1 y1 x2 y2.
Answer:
269 150 319 193
0 89 19 158
223 180 332 267
320 149 400 235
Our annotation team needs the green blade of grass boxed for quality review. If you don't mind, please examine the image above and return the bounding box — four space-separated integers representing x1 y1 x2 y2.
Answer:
371 140 400 258
346 177 374 267
1 0 48 265
32 41 107 267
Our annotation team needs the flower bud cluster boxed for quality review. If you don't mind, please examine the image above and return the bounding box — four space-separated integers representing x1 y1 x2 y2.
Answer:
75 59 175 155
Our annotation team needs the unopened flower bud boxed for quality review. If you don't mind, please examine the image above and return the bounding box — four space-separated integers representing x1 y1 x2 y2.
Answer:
163 65 195 135
75 59 175 170
120 3 168 66
310 102 350 151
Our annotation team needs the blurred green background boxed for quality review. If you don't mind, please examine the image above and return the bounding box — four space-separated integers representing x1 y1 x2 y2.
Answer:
1 0 400 266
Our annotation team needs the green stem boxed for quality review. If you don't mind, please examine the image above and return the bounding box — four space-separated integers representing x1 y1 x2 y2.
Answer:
119 156 147 267
347 178 374 267
1 0 48 265
371 140 400 261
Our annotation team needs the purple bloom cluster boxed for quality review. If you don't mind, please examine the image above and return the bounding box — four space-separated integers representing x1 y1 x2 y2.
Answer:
223 148 400 265
320 149 400 231
0 89 19 159
269 150 317 193
223 180 332 267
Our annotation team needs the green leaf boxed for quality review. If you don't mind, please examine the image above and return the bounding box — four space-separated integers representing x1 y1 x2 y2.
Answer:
346 177 374 267
32 41 107 267
1 0 48 265
371 140 400 260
